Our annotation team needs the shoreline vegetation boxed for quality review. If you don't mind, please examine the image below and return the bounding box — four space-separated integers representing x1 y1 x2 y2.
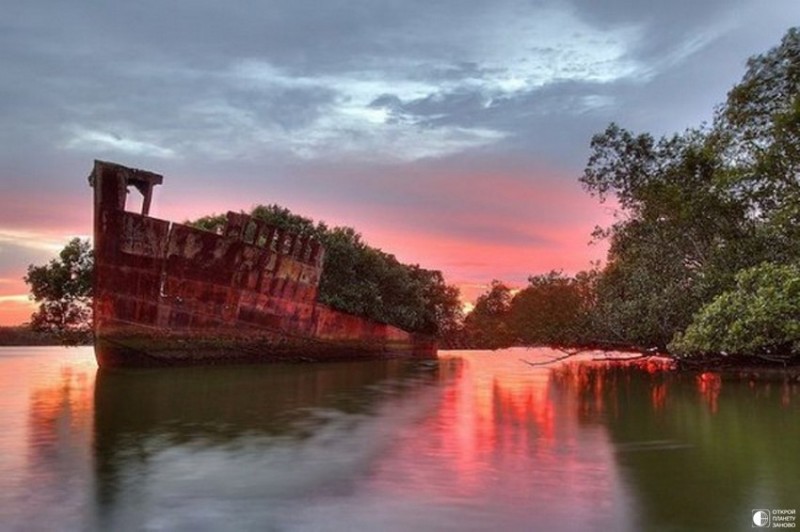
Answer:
2 329 798 383
15 28 800 375
0 326 79 346
2 324 799 380
519 345 800 379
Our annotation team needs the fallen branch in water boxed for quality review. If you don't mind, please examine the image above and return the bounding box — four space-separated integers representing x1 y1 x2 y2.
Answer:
754 353 793 366
517 343 800 373
592 354 652 362
592 347 663 362
520 347 592 367
520 345 667 367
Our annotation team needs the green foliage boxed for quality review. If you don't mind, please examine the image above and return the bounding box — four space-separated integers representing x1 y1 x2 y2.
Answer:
670 263 800 358
715 27 800 263
719 28 800 184
316 225 460 335
250 204 323 236
188 213 228 233
509 270 596 346
24 238 93 345
581 124 753 348
188 204 463 336
579 27 800 355
374 29 800 355
581 129 720 346
462 280 515 348
460 271 601 349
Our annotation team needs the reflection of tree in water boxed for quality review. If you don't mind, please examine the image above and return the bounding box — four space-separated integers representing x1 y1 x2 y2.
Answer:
551 362 800 531
92 359 440 523
384 351 628 525
20 356 97 530
28 364 94 479
29 365 94 463
549 359 673 424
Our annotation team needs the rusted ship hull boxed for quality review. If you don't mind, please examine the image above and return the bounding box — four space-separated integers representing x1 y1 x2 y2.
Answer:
94 326 433 367
90 161 436 368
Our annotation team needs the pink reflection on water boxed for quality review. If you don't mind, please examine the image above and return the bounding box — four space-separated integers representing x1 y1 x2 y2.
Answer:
28 364 94 452
697 372 722 414
363 349 634 528
0 347 96 530
651 382 668 412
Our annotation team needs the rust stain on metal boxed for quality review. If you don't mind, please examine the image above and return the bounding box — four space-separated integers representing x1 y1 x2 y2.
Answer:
89 160 436 367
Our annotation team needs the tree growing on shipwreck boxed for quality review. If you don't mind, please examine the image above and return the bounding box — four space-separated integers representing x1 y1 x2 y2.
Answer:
189 204 463 338
26 204 462 344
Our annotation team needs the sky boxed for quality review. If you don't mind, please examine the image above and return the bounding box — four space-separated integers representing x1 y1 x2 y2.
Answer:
1 1 798 325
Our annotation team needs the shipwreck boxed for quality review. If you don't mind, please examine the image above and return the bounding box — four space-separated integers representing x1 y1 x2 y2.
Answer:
90 160 436 367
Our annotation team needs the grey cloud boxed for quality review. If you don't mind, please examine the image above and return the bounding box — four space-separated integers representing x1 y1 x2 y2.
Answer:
409 62 504 83
391 90 492 122
0 241 58 278
559 0 787 85
365 78 627 168
3 1 505 76
227 87 337 131
369 94 403 111
565 0 741 30
4 0 786 172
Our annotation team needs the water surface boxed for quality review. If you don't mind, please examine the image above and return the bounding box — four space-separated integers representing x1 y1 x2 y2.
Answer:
1 347 797 531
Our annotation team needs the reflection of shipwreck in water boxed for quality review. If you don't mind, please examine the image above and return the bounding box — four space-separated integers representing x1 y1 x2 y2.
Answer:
92 359 442 523
90 161 435 367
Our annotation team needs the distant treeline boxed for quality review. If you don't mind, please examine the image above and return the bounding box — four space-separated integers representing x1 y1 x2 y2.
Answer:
0 326 67 346
453 28 800 365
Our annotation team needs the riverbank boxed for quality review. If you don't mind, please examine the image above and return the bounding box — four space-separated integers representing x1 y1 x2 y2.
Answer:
593 350 800 382
4 330 798 381
673 353 800 382
475 343 800 382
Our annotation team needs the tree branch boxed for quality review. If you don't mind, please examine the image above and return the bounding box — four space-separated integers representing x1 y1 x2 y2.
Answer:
520 347 592 367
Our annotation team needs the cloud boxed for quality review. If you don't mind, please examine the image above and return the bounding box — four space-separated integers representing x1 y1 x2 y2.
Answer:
0 232 87 325
0 231 86 298
0 230 74 254
1 0 644 168
3 0 795 178
65 129 176 159
0 295 29 304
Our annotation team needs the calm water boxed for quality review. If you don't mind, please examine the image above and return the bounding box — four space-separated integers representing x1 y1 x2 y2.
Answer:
1 347 798 531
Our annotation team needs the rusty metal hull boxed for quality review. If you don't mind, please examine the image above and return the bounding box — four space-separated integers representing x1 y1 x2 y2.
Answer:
90 161 436 368
94 330 434 367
